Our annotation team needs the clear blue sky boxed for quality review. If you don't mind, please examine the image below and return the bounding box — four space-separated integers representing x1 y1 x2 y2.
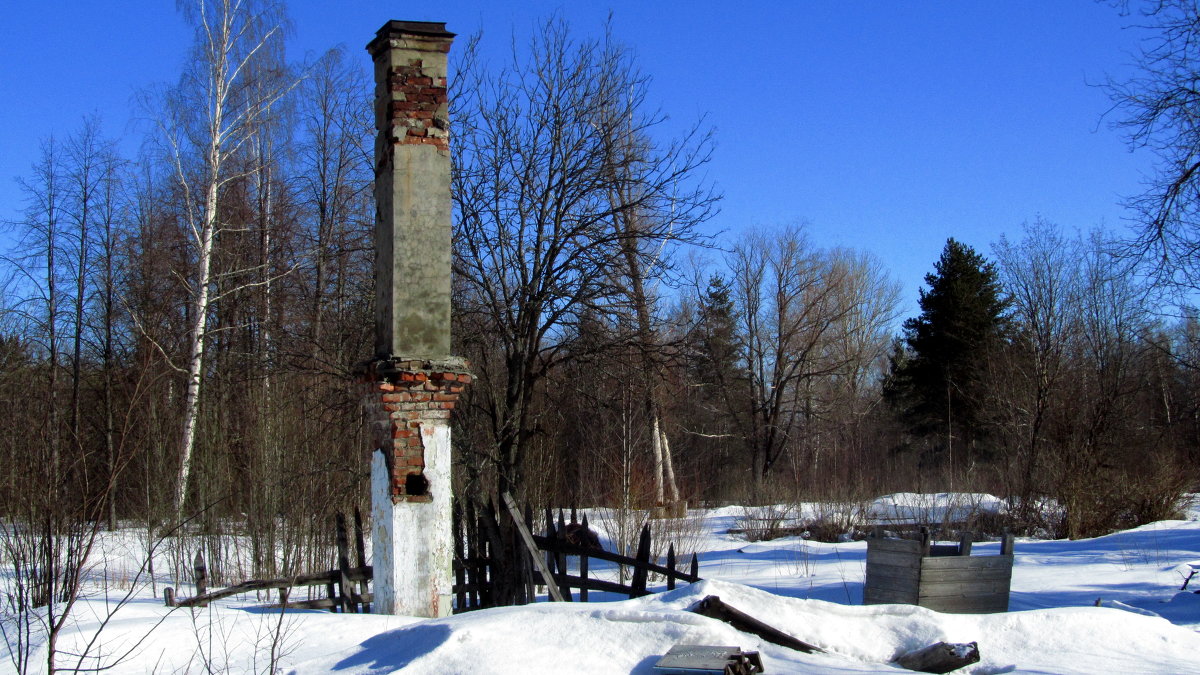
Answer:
0 1 1155 319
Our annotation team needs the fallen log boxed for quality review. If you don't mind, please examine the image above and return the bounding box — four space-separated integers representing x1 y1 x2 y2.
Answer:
894 641 980 674
689 595 823 654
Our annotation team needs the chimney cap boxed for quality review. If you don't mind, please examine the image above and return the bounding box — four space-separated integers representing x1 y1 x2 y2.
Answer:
367 20 456 55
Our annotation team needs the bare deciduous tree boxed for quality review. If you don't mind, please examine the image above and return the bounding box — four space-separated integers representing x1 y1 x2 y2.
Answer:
1107 0 1200 292
451 18 716 498
992 219 1085 521
729 226 863 493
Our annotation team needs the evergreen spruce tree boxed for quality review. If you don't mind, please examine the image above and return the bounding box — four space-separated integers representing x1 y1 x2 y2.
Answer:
889 238 1008 466
692 274 741 391
683 274 746 493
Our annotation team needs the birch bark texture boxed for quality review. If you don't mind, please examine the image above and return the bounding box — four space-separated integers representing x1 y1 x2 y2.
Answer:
158 0 294 517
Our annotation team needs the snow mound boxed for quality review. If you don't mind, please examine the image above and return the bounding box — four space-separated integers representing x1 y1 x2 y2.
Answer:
867 493 1005 525
13 496 1200 674
39 576 1200 674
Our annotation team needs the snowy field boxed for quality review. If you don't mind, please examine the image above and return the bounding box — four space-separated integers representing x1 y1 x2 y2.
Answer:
6 494 1200 674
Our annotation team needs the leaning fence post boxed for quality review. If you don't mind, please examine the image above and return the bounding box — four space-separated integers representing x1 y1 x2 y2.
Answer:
690 552 699 582
193 551 208 607
502 492 564 602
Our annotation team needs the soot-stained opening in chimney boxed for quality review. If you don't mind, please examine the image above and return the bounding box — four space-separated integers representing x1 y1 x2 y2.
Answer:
405 473 429 496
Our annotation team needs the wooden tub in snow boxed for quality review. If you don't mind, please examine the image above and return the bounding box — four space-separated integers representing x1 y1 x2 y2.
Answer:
863 529 1014 614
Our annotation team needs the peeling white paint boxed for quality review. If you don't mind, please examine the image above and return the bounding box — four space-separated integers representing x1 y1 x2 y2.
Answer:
371 422 454 617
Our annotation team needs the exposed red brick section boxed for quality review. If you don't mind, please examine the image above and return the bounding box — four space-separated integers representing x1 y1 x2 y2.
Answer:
360 359 471 503
384 59 450 152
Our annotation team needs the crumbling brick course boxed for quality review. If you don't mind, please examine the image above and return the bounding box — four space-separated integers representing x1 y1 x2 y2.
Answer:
360 359 471 504
383 60 450 151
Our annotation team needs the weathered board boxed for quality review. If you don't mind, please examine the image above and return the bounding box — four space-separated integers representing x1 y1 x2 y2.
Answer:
863 534 1013 614
863 586 919 605
869 538 924 554
920 554 1013 571
865 550 924 569
866 561 921 583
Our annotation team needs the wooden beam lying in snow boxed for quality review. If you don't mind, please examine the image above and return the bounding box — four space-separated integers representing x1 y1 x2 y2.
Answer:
689 595 824 654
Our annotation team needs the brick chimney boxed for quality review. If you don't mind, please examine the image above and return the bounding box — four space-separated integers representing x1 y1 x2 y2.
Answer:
362 20 468 618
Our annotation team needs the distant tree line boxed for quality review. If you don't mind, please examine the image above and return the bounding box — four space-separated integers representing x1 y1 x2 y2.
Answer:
1 2 1198 608
2 0 377 596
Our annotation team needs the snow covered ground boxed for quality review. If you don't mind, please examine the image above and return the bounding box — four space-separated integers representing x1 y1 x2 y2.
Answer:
7 494 1200 673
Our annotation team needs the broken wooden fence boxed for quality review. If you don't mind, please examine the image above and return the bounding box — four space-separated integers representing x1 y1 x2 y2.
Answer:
165 511 373 613
164 500 700 615
451 497 700 613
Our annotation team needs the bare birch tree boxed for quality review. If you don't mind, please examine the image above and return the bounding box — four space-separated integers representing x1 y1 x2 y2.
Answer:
152 0 294 517
600 105 698 508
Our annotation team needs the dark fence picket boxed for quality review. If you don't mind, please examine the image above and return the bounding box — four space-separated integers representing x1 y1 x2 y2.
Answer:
579 551 589 602
335 513 358 613
666 544 677 591
523 503 536 603
579 513 591 602
453 501 467 611
193 552 208 607
543 507 556 592
556 509 572 602
465 500 480 609
630 525 652 597
354 508 371 613
476 502 492 609
483 498 508 606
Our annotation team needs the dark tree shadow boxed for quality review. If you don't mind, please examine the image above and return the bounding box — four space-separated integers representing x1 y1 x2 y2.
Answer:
332 624 453 672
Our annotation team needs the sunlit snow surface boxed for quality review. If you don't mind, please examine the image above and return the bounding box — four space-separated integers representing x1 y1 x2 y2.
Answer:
6 495 1200 674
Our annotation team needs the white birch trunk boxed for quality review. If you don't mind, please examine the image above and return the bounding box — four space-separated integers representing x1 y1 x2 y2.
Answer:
651 414 665 505
174 2 230 515
174 174 218 517
170 0 286 518
660 423 679 504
